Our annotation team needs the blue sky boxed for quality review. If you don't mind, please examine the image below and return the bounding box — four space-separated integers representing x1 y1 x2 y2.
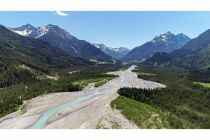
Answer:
1 11 210 49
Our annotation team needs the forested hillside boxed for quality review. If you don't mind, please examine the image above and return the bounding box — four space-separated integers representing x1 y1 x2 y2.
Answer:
112 66 210 128
0 24 89 87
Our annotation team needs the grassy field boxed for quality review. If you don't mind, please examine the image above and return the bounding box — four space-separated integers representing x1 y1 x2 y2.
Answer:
112 66 210 128
111 96 170 128
94 77 114 87
73 76 115 88
194 82 210 88
133 70 156 76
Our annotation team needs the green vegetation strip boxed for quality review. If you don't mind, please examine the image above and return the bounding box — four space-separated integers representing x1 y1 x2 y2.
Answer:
193 82 210 88
94 77 114 87
73 77 114 88
111 96 170 128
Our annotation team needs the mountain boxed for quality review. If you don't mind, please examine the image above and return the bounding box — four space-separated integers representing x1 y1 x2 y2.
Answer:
93 43 129 60
1 25 87 68
145 29 210 68
11 24 113 62
11 24 37 36
0 24 89 87
123 32 190 61
109 47 130 59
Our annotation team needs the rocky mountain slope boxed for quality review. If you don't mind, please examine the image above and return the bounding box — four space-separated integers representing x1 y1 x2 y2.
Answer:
11 24 113 62
123 32 190 61
93 43 129 60
145 29 210 68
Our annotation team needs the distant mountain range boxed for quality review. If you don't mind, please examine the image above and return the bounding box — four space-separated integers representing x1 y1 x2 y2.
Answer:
145 29 210 68
93 43 129 60
11 24 113 62
123 32 191 61
6 23 210 70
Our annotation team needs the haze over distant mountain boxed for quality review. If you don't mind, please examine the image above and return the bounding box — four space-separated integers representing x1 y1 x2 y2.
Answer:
123 32 191 61
11 24 113 62
145 29 210 68
93 43 129 60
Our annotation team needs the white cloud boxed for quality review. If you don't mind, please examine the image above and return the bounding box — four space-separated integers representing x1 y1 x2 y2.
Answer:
54 11 68 16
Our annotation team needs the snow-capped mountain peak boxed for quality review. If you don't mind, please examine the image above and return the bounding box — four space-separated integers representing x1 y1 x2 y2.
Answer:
123 31 190 61
43 24 74 40
152 31 175 43
11 24 36 36
11 24 75 40
93 43 129 60
17 24 36 31
33 26 49 38
92 43 107 49
110 47 129 52
10 24 113 62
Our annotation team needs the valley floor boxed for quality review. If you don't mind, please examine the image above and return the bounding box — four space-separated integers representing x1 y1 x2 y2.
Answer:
0 65 165 129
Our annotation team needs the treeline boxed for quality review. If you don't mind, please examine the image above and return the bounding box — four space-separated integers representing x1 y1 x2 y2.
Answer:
0 65 37 88
188 68 210 82
118 87 160 103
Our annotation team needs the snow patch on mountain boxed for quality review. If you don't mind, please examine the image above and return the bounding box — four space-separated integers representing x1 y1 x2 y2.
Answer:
34 27 49 38
152 31 174 43
123 31 191 61
93 43 129 60
11 24 36 37
13 29 32 36
10 24 73 39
